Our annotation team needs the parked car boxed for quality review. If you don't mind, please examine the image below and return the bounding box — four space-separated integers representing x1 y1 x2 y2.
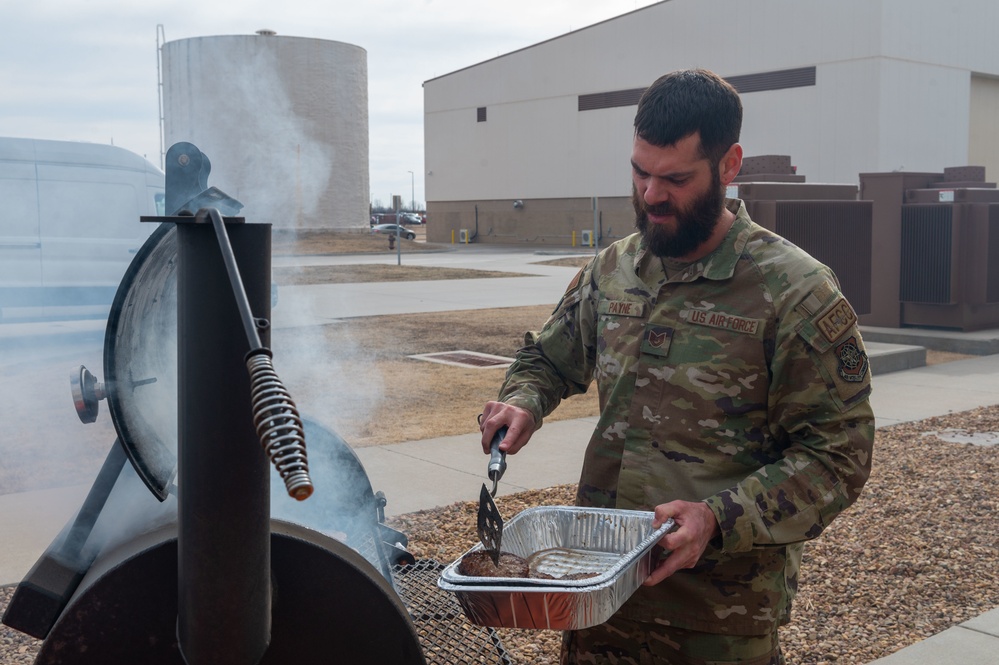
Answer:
370 212 421 225
371 224 416 240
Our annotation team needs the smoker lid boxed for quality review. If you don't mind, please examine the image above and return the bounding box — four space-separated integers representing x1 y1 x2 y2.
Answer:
103 222 179 500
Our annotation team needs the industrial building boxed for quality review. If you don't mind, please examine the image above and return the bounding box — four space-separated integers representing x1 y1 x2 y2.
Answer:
422 0 999 249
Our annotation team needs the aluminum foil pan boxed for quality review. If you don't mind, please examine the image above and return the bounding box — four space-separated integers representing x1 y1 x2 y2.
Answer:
437 506 673 630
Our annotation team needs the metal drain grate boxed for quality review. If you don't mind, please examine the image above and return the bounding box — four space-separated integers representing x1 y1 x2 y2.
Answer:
409 350 514 369
392 559 512 664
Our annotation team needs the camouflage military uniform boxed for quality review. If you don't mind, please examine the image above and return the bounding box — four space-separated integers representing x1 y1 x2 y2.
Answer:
498 200 874 655
560 615 784 665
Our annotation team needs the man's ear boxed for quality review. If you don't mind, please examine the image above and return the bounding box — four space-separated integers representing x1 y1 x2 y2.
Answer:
718 143 743 186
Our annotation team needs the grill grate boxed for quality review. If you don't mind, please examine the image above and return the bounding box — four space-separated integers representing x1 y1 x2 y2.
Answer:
392 559 512 665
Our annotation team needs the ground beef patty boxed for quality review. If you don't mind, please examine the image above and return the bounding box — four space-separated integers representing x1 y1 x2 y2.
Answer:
457 550 530 578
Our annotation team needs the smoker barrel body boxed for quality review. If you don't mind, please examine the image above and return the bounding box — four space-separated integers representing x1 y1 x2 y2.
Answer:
33 521 427 664
271 417 406 580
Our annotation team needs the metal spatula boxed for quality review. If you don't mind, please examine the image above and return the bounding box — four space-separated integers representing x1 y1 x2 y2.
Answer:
476 426 508 566
477 484 504 566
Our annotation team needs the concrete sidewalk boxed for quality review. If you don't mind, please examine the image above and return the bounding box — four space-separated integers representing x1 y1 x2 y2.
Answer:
866 606 999 664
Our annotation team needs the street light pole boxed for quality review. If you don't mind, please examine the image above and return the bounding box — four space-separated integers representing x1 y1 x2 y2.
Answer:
407 171 414 212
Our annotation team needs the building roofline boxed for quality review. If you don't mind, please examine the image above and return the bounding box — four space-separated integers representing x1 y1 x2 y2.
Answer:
422 1 668 86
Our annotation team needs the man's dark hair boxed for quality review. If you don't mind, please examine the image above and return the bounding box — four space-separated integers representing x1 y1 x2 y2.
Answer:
634 69 743 164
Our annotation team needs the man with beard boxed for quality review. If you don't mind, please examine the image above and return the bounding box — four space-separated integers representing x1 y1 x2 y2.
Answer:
477 69 874 664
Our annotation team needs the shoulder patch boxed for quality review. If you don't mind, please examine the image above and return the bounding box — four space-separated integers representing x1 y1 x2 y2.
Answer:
543 268 586 328
794 283 861 354
815 297 858 343
565 268 583 294
795 281 836 317
835 335 869 382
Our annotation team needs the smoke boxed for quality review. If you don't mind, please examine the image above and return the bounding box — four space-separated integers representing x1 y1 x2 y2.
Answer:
267 295 389 562
270 314 385 437
82 458 178 560
163 37 346 231
0 332 118 496
216 45 333 226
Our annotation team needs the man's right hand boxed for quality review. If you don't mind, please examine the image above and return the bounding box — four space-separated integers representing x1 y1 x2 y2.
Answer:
479 401 536 454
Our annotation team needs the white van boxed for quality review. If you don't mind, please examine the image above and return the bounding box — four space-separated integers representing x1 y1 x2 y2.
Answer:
0 137 165 321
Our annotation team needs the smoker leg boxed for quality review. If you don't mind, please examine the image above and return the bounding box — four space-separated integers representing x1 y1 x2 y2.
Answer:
1 441 127 639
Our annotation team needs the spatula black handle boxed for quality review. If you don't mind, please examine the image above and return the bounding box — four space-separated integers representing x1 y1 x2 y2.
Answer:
488 426 508 484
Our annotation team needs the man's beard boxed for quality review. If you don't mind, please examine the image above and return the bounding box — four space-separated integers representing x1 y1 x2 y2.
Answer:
633 168 725 259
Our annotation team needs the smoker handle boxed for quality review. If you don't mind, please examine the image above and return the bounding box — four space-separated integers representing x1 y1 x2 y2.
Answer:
196 206 314 501
487 426 508 497
199 207 265 353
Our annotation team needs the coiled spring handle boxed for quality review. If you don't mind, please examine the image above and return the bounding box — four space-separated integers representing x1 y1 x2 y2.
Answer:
247 352 313 500
197 206 313 500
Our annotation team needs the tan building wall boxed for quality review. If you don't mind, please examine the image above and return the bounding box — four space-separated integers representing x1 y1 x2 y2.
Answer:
426 196 635 247
969 74 999 184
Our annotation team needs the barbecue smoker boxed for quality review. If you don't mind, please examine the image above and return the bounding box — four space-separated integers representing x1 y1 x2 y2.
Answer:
2 143 511 664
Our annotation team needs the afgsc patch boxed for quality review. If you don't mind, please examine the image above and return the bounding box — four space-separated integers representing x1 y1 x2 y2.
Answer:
835 335 869 382
816 297 858 343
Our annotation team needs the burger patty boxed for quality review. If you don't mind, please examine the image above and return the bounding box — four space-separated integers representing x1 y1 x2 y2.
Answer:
457 550 599 580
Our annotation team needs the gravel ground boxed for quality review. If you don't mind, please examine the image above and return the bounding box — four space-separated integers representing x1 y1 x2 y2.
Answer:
3 404 998 664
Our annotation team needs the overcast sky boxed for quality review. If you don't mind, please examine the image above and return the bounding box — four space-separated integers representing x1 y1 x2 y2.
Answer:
2 0 657 209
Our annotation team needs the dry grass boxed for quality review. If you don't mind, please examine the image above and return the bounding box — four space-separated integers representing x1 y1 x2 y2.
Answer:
276 305 598 448
273 264 531 286
272 227 436 255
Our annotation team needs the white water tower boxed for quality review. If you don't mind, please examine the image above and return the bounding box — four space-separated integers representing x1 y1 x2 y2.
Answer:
161 31 369 231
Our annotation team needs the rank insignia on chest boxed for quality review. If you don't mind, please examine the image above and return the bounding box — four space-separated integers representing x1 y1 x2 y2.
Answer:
641 324 674 357
836 335 869 382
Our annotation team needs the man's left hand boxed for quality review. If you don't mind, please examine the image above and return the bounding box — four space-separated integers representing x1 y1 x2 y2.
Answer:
643 500 720 586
